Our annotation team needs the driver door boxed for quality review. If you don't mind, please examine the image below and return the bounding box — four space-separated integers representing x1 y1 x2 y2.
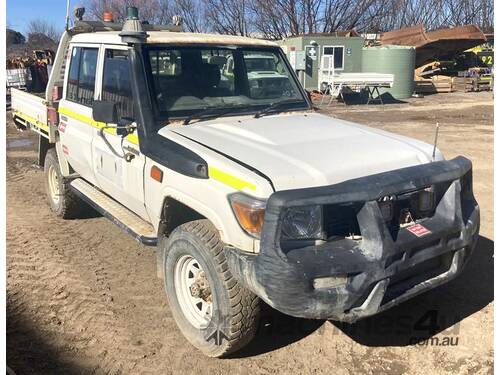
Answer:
91 46 148 219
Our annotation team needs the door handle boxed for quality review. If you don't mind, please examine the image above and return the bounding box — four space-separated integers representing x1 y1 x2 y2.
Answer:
123 145 139 156
123 145 139 162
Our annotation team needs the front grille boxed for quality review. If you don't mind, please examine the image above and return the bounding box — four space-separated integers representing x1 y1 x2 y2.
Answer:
323 203 362 239
322 182 454 241
384 182 451 238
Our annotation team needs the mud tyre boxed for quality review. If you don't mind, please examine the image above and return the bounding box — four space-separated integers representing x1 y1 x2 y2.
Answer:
163 219 260 357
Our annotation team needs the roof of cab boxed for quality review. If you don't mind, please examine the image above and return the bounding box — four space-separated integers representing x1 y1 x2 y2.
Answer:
70 31 278 47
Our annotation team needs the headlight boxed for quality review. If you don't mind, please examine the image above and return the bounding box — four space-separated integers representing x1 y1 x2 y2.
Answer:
229 193 266 238
281 205 323 240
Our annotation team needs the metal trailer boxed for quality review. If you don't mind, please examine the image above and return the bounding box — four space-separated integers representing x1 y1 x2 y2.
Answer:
319 72 394 105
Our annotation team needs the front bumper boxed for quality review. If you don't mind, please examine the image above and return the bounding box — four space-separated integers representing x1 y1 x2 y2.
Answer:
226 156 480 323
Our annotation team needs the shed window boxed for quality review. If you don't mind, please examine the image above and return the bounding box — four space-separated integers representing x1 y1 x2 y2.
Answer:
323 46 344 70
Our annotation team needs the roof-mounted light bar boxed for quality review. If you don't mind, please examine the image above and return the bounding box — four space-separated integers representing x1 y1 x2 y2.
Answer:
68 6 182 36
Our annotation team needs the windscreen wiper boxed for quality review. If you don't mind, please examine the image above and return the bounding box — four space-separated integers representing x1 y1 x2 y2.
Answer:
253 99 306 119
183 106 245 125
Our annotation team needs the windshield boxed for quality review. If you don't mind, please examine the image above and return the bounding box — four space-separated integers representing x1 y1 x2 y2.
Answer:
145 46 308 119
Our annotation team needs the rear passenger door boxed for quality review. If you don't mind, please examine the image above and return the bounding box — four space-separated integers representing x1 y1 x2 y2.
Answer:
59 45 99 184
91 46 148 219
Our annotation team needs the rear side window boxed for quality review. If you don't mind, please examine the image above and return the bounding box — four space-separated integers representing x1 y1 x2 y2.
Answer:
66 47 98 106
102 49 134 119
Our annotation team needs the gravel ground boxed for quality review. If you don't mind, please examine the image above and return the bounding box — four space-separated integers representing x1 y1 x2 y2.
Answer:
6 91 493 374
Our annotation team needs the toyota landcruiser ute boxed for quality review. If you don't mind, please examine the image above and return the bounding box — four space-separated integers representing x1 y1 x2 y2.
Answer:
11 7 480 357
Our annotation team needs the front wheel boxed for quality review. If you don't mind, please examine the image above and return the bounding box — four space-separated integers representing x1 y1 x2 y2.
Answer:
163 219 260 357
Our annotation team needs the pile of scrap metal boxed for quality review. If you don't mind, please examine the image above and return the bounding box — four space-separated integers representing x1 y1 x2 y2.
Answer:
381 24 492 94
381 24 486 66
468 33 494 67
6 49 55 93
7 30 57 93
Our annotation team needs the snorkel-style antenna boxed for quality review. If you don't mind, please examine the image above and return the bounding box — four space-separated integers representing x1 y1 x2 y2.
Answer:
119 6 148 44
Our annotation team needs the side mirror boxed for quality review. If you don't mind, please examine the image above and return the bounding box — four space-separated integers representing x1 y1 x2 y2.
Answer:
93 100 118 124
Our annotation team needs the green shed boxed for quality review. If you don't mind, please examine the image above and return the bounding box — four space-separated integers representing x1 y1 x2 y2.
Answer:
280 32 364 90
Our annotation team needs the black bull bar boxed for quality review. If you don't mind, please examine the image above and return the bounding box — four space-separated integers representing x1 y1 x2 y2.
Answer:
226 156 480 322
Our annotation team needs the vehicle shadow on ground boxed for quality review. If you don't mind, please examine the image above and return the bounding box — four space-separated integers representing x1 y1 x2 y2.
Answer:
330 235 493 347
75 205 102 219
6 303 89 374
228 302 324 358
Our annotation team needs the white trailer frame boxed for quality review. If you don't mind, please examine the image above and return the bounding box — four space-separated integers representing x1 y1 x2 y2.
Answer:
319 72 394 105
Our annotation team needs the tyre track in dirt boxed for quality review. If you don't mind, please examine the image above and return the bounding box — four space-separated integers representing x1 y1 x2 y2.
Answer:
6 150 168 373
5 139 202 374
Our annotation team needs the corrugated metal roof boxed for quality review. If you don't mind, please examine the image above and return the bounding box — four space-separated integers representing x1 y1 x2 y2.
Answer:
380 24 486 67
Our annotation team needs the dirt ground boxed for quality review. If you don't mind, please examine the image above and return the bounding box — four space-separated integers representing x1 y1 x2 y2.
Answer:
6 91 493 374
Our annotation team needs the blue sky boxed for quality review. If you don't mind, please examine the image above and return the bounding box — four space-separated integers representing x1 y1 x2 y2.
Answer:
7 0 68 35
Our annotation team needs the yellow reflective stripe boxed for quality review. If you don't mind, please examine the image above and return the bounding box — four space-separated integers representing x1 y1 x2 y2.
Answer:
14 111 49 131
127 133 139 145
208 166 256 191
58 107 139 145
59 107 101 127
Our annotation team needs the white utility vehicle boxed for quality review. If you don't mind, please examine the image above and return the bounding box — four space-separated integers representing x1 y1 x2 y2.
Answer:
11 7 480 357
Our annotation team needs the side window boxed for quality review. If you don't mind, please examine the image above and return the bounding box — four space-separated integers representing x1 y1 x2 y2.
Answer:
66 46 98 106
102 49 134 119
67 47 81 102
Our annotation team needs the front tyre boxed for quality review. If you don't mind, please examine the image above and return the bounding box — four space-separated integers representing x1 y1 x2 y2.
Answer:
44 148 84 219
163 219 260 357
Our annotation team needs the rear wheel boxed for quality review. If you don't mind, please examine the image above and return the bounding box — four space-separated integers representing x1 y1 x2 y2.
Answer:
163 219 260 357
44 148 84 218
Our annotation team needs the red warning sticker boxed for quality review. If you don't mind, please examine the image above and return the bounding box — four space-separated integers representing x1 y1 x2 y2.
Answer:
407 223 431 237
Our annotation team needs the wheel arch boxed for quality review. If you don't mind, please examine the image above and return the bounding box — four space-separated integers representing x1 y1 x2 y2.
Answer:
159 196 207 238
156 194 227 279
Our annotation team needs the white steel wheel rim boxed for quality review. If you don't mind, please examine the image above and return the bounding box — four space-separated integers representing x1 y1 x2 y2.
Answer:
47 164 60 205
174 255 213 328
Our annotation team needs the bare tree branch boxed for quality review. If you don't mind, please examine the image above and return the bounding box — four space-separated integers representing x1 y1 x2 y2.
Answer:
26 19 62 42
